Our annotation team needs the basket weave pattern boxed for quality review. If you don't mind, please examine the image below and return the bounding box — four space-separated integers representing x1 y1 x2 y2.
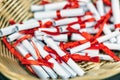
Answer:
0 0 120 80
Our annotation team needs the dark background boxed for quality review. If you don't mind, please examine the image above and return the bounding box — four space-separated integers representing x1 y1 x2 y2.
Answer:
0 73 120 80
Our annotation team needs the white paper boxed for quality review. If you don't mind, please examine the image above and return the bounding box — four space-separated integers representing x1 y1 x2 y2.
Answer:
31 38 70 79
86 1 100 21
111 0 120 24
7 32 23 42
67 58 85 76
31 1 86 12
20 39 58 79
81 49 99 55
0 24 18 37
37 40 77 77
96 0 105 16
15 21 40 31
39 28 57 33
31 5 44 12
59 61 77 77
97 30 120 43
103 24 117 43
76 53 113 61
15 44 50 80
43 36 85 76
71 33 85 41
98 54 113 61
54 17 95 27
54 17 78 26
103 42 120 50
34 8 84 20
75 52 99 57
51 34 68 42
70 42 91 53
80 28 99 34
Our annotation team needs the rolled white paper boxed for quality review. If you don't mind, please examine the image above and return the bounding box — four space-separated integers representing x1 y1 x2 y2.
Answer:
23 18 37 24
60 24 81 33
51 34 68 42
103 42 120 50
96 30 120 43
31 38 71 79
111 0 120 24
34 8 85 20
96 0 105 16
86 0 100 21
105 6 111 14
43 36 85 76
16 19 54 31
109 24 115 30
31 5 44 12
103 24 117 43
111 0 120 44
80 28 99 34
76 53 113 61
15 21 40 31
45 1 86 11
98 54 113 61
54 17 78 26
31 1 86 12
15 44 50 80
37 40 77 78
70 42 91 53
96 0 117 43
76 52 99 57
7 32 23 42
39 28 57 33
81 49 99 55
35 31 68 42
38 24 81 34
54 15 95 26
16 37 57 79
71 33 85 41
0 24 18 37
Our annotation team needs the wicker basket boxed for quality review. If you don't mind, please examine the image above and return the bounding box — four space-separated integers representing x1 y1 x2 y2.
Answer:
0 0 120 80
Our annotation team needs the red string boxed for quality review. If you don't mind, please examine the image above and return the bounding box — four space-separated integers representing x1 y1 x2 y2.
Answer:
41 27 60 35
9 19 16 25
99 43 120 61
115 24 120 29
44 46 62 63
71 54 100 62
56 10 62 18
103 0 111 6
2 37 23 61
31 41 54 68
13 35 32 47
39 0 50 5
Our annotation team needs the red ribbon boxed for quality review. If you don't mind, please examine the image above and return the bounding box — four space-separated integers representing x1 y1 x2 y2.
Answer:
71 54 100 62
99 43 120 61
39 0 50 5
103 0 111 6
41 27 60 35
44 46 62 63
63 0 79 9
38 20 53 28
61 53 70 63
13 35 32 47
2 37 23 61
56 10 62 19
93 9 112 40
115 24 120 29
9 19 16 25
31 41 54 68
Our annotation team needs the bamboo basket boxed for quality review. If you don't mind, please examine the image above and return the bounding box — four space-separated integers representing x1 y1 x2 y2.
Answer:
0 0 120 80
